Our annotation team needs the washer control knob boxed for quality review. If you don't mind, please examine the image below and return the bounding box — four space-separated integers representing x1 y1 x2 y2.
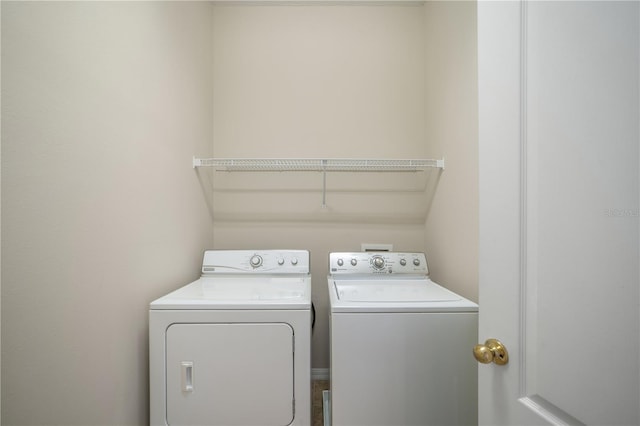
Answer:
413 258 421 266
277 258 285 266
250 255 263 268
372 256 385 270
400 258 407 266
291 257 298 266
350 258 357 266
337 259 344 267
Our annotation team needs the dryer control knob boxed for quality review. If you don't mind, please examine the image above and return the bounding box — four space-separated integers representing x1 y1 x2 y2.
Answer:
400 259 407 266
337 259 344 267
413 258 421 266
250 255 263 268
277 258 285 266
350 258 357 266
291 257 298 266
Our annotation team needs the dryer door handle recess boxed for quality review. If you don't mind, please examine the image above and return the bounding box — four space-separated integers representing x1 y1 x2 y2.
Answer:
181 361 194 392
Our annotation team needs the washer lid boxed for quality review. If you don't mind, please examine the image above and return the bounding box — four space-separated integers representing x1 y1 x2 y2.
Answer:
335 279 461 302
150 276 311 310
329 278 478 313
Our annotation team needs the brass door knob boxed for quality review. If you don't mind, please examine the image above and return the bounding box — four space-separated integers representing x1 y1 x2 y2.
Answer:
473 338 509 365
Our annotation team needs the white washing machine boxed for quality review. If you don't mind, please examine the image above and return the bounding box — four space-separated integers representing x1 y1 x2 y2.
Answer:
328 252 478 426
150 250 311 426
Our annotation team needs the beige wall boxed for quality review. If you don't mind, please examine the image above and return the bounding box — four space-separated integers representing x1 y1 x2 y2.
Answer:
1 1 478 424
211 3 427 158
424 1 479 303
1 2 213 424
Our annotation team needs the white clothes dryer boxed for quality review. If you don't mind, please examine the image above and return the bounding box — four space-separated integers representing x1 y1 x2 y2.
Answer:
150 250 311 426
328 252 478 426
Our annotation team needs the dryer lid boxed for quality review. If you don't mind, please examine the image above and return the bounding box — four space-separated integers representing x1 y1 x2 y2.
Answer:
201 276 309 301
150 276 311 310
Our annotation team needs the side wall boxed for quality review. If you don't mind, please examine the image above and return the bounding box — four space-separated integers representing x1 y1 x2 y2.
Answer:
1 3 213 424
424 1 479 303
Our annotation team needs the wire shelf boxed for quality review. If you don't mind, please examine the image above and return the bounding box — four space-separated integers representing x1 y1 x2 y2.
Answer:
193 157 445 171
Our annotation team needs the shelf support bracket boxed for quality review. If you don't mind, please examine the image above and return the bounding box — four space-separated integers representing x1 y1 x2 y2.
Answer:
321 159 327 209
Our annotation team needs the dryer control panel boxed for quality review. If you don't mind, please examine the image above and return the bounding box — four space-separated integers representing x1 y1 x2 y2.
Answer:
329 252 428 275
202 250 310 274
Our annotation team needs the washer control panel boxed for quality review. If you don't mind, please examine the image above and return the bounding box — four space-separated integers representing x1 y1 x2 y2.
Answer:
202 250 310 274
329 252 428 275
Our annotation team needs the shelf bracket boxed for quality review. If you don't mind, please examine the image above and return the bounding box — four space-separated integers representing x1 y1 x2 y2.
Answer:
321 159 328 209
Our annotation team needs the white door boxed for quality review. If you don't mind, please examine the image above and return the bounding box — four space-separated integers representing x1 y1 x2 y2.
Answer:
478 1 639 425
166 323 294 426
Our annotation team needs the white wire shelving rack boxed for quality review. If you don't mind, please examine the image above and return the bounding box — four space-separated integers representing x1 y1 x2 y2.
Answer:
192 157 445 208
192 157 445 171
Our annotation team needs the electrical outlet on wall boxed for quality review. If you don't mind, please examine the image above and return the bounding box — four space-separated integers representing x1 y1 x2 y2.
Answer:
361 243 393 252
